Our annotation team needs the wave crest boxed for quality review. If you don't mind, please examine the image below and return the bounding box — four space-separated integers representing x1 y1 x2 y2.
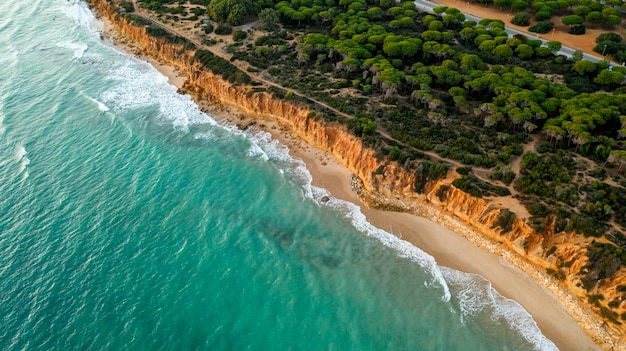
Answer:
442 267 558 351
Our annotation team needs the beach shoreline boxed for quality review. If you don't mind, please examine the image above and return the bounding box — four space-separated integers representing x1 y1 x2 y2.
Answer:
96 11 602 351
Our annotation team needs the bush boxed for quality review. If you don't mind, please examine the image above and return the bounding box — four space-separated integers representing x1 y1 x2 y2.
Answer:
546 267 566 280
535 11 552 21
511 13 532 26
493 209 516 233
145 26 168 37
529 21 554 34
192 50 251 85
214 23 232 35
436 185 450 201
596 32 623 44
528 201 550 217
119 1 134 13
232 30 247 41
588 293 605 306
601 306 620 324
569 25 586 35
457 166 472 175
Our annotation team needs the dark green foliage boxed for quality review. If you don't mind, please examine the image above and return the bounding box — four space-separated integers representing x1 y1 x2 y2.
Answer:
515 151 576 202
125 14 151 26
490 169 516 185
528 21 554 34
608 298 621 308
436 184 450 201
145 26 167 37
452 175 511 198
582 243 626 290
588 293 605 306
580 181 626 231
600 307 620 324
192 50 251 84
568 25 586 35
190 7 207 16
527 201 550 217
232 30 248 41
259 8 280 30
511 13 532 26
119 1 134 12
415 161 448 193
208 0 258 25
456 166 472 175
596 32 623 44
546 267 566 280
493 209 516 233
594 33 626 62
347 118 377 136
535 11 552 21
215 23 233 34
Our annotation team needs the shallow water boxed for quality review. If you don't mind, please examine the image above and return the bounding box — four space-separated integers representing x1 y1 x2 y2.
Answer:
0 1 557 350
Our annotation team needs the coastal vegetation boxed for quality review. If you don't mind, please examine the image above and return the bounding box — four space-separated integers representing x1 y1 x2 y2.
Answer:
104 0 626 338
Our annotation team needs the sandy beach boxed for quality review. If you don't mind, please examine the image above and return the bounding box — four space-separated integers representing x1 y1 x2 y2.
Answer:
100 18 602 351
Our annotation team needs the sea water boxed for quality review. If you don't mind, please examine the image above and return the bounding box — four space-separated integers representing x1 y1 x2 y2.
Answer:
0 1 558 350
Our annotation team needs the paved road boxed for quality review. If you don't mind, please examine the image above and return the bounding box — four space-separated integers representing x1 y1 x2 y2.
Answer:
414 0 620 66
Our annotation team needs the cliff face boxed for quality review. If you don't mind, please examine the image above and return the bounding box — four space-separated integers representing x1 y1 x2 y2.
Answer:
87 1 626 347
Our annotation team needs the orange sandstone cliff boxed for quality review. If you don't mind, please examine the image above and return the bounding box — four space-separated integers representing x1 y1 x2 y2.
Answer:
86 0 626 348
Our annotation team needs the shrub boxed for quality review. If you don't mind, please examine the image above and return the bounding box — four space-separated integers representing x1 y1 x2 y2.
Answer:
214 23 232 35
493 209 516 233
529 21 554 34
588 293 605 306
535 11 552 21
528 201 550 217
192 50 251 84
457 166 472 175
119 1 134 13
232 30 247 41
601 306 620 324
436 185 450 201
146 26 167 37
608 299 621 308
546 267 566 280
596 32 623 44
511 12 532 26
569 25 586 35
512 0 529 10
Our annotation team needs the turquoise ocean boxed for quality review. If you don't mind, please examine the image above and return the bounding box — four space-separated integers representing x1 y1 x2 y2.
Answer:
0 1 558 350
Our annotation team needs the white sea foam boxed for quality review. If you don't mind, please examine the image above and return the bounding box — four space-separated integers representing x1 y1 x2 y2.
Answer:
100 59 216 132
15 145 30 177
57 41 89 60
242 127 452 301
15 145 27 162
88 97 109 112
442 267 558 351
63 0 102 34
